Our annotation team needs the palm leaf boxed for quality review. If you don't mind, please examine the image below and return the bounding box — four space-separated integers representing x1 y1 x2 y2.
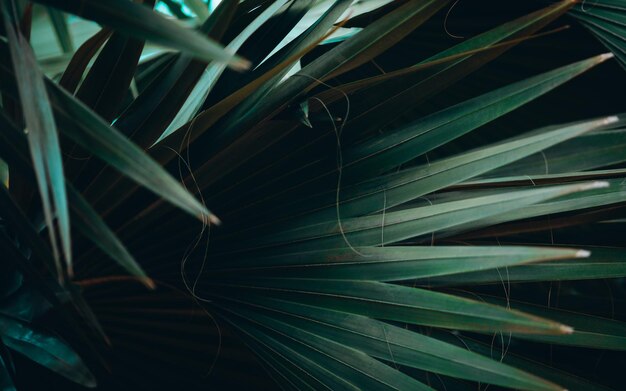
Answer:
570 0 626 69
0 105 152 288
29 0 249 69
208 277 572 335
1 1 625 389
421 246 626 285
0 313 96 387
220 295 564 391
1 1 71 277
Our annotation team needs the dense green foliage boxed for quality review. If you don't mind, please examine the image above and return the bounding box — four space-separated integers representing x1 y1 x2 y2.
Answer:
1 0 625 389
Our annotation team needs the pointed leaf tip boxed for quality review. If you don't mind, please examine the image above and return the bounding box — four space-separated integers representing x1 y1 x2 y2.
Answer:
575 250 591 258
579 181 609 191
143 278 156 290
208 213 221 226
598 52 615 62
231 58 252 72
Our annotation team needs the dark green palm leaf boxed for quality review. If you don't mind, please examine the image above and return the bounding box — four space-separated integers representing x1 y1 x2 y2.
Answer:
570 0 626 69
219 295 564 391
2 1 71 278
29 0 249 69
0 313 95 387
1 1 625 389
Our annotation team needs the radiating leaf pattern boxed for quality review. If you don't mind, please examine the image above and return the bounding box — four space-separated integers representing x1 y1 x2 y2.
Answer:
570 0 626 69
0 0 624 389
